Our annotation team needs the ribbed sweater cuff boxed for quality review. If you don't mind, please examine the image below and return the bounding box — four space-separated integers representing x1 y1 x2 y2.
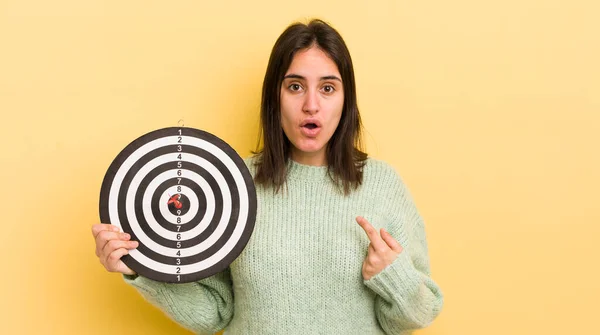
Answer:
363 251 420 301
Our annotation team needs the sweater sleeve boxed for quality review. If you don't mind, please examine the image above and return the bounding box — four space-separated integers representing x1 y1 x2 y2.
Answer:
364 165 444 334
123 268 234 335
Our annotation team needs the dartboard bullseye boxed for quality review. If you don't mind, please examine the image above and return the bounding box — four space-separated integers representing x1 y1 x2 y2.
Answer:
99 127 257 283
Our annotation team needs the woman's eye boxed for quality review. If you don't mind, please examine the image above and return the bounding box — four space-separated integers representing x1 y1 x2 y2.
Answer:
289 84 302 91
322 85 335 93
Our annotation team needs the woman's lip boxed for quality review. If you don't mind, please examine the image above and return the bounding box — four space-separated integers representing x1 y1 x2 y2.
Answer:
300 125 321 138
300 119 322 127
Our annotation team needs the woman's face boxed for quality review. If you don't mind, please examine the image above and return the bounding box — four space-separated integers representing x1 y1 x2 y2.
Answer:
280 46 344 166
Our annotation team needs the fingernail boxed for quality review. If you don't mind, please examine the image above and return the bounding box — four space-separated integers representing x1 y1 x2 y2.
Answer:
111 226 119 232
122 233 130 240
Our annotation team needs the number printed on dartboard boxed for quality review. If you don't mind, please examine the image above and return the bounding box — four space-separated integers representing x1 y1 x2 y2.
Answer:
175 128 183 281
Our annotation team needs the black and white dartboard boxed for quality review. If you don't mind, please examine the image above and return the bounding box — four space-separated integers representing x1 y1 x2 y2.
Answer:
99 127 257 283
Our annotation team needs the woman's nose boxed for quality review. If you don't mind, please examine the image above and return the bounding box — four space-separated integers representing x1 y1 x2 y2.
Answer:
302 89 319 114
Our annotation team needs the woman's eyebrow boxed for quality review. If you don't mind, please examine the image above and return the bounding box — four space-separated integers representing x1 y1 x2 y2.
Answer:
321 75 342 82
283 74 305 80
283 74 342 82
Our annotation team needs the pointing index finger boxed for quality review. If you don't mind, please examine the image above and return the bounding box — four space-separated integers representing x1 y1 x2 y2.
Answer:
356 216 387 251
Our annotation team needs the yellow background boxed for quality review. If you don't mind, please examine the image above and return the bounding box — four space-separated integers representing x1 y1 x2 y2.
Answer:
1 0 598 334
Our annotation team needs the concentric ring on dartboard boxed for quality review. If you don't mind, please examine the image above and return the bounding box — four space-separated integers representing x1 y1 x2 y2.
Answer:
156 183 203 226
125 156 233 249
99 127 257 283
162 189 193 217
146 160 220 232
145 165 219 232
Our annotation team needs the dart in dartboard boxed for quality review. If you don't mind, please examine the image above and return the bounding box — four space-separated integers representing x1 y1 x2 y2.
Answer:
99 126 257 283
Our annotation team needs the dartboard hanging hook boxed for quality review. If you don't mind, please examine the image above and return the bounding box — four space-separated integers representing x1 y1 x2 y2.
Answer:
178 119 185 127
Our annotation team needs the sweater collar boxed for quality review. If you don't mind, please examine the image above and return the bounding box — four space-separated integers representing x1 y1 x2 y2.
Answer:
286 159 330 182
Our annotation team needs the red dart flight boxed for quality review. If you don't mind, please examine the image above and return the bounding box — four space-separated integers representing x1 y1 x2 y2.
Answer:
167 194 183 209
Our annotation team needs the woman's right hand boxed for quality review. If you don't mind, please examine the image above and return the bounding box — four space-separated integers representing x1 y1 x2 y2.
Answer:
92 223 139 276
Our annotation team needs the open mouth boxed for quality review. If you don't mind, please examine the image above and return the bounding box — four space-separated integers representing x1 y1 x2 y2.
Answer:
300 119 322 137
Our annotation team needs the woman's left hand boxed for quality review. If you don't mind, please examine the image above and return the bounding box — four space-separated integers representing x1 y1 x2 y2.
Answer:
356 216 403 280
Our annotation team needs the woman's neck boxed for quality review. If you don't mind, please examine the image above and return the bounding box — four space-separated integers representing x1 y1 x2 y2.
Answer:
290 149 327 166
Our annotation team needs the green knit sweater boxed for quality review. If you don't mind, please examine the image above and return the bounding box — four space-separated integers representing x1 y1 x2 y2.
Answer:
124 157 443 334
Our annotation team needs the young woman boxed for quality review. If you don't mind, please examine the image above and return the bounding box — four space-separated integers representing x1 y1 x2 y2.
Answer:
92 19 443 334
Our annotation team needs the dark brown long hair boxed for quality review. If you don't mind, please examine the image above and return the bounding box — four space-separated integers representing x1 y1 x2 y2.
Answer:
253 19 367 195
